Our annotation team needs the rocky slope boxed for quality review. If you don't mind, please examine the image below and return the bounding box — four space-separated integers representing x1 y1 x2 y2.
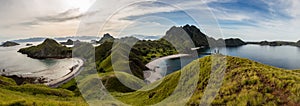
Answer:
18 38 72 59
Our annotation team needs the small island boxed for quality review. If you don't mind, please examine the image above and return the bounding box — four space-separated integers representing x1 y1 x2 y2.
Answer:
18 38 72 59
0 41 20 47
247 40 300 47
60 39 74 45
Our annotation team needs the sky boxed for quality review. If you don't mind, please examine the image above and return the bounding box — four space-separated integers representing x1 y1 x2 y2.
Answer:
0 0 299 42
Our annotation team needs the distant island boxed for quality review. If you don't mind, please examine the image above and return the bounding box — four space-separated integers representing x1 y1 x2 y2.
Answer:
0 41 20 47
247 40 300 47
18 38 72 59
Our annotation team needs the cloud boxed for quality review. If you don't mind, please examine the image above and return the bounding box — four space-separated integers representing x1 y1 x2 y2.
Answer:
18 8 98 26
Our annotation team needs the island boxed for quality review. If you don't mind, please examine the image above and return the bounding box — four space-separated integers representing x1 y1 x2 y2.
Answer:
0 41 20 47
247 40 300 47
60 39 74 45
18 38 72 59
163 25 246 49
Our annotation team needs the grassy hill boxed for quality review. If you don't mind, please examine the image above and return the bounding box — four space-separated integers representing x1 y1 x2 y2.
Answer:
79 55 300 106
1 55 299 105
0 76 87 106
18 38 72 59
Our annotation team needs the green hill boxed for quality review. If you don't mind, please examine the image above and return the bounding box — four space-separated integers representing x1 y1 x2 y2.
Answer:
18 38 72 59
0 76 87 106
80 55 299 106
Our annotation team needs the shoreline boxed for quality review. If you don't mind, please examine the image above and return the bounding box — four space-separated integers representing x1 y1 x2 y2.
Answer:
0 58 84 87
44 58 84 87
145 54 191 70
144 54 191 83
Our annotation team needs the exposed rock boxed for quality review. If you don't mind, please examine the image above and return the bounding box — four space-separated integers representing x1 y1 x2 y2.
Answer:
18 38 72 59
1 41 20 47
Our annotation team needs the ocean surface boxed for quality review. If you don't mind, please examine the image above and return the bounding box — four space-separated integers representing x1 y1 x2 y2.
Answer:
0 42 77 80
154 44 300 80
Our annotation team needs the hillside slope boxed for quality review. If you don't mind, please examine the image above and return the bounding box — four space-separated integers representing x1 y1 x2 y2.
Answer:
109 55 300 106
0 76 87 106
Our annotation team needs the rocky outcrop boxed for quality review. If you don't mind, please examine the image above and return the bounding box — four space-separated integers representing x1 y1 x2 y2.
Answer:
97 33 115 44
1 41 20 47
18 38 72 59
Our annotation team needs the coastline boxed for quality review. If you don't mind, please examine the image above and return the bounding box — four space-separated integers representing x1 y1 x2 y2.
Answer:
145 54 191 70
0 58 84 87
144 54 191 83
45 58 84 87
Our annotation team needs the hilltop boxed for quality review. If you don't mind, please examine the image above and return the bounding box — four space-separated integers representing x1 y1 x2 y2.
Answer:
18 38 72 59
97 33 115 44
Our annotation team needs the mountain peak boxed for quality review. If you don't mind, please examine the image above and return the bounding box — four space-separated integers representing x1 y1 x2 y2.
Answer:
18 38 71 59
42 38 60 46
98 33 115 44
103 33 113 38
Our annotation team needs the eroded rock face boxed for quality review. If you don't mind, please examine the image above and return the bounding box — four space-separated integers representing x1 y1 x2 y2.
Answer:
1 41 20 47
18 38 72 59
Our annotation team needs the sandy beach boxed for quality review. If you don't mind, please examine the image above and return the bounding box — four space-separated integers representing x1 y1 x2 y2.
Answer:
144 54 191 83
44 58 84 87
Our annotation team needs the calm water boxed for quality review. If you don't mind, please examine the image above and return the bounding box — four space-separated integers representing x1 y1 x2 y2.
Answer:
0 42 76 80
161 44 300 76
